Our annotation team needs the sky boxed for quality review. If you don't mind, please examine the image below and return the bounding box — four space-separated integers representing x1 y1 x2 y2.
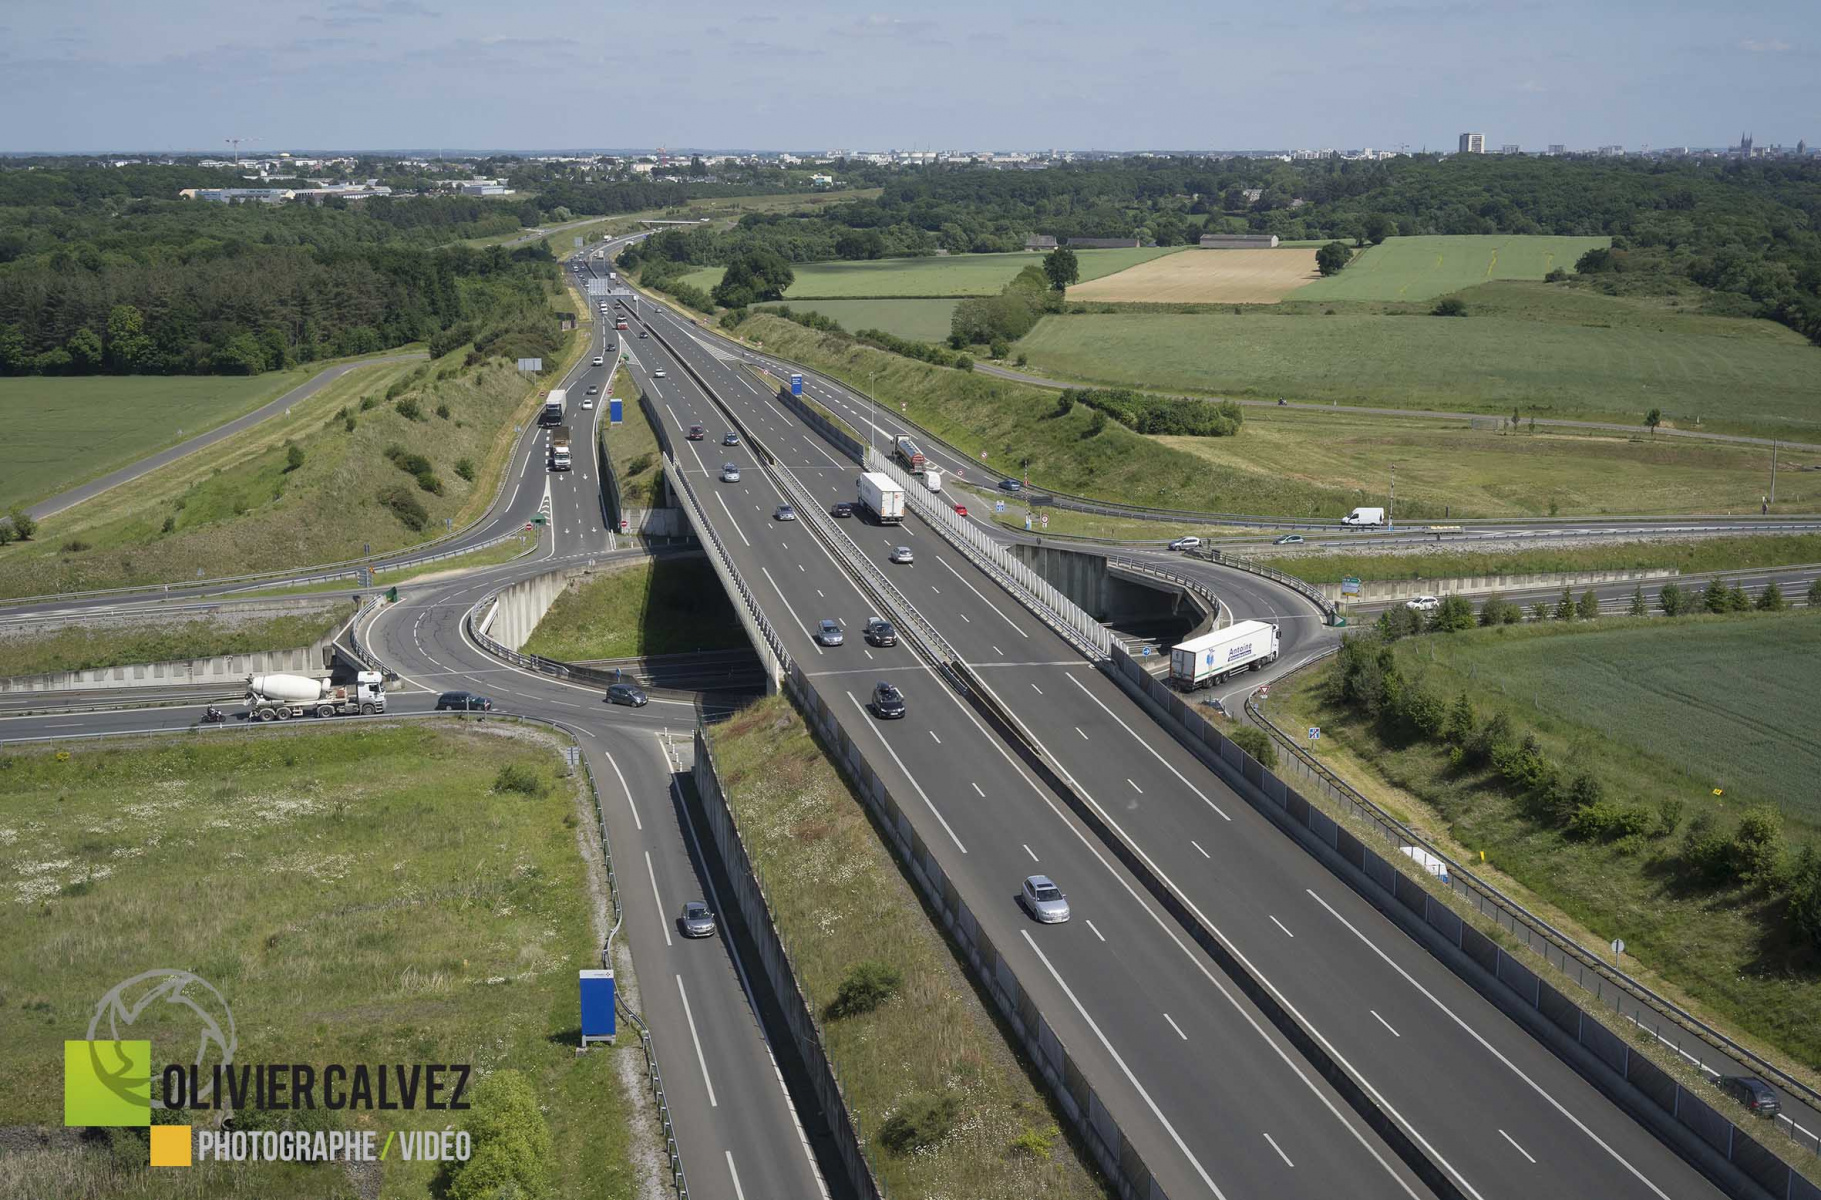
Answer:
0 0 1816 153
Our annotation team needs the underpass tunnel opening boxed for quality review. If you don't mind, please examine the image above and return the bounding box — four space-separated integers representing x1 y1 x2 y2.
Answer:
1009 543 1211 648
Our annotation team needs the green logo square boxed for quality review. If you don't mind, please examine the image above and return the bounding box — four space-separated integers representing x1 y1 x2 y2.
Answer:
65 1040 151 1127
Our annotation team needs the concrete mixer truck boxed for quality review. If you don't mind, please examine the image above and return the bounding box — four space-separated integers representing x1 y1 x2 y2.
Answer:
245 671 387 721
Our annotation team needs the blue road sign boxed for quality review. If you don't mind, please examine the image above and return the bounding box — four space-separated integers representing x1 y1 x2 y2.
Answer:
579 969 615 1044
790 373 804 397
1308 726 1321 741
609 397 623 425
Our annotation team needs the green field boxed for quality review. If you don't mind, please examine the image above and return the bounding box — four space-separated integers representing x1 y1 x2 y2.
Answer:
1255 533 1821 584
681 247 1178 299
765 298 959 341
0 370 327 511
0 604 351 677
1292 234 1611 301
521 555 744 661
1017 281 1821 435
0 724 635 1199
1281 612 1821 1067
711 696 1104 1200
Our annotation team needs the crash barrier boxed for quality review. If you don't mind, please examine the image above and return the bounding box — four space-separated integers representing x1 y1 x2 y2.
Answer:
695 663 1175 1200
1246 669 1821 1164
862 450 1113 660
661 454 787 692
1097 644 1821 1197
1314 566 1679 605
1182 546 1338 623
1103 556 1225 635
693 726 883 1200
771 382 866 463
598 419 625 532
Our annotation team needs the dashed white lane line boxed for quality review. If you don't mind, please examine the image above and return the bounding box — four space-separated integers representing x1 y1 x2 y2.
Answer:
1063 673 1232 821
1270 915 1295 938
675 975 717 1107
845 692 967 853
726 1151 748 1200
645 852 670 946
1191 840 1211 858
1075 726 1088 739
1498 1129 1537 1165
1371 1010 1401 1038
935 555 1029 636
713 492 751 546
1164 1012 1189 1040
1263 1132 1295 1169
929 730 942 744
1022 843 1038 862
971 782 984 797
1084 918 1106 942
1128 778 1143 793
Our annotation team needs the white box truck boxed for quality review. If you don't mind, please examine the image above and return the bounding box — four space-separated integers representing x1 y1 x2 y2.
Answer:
245 672 386 720
541 388 567 426
550 425 573 471
857 472 906 524
1341 506 1386 526
1169 621 1280 690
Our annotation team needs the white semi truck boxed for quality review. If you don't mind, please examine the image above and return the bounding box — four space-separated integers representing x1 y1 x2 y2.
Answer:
245 672 387 721
1169 621 1280 691
541 388 567 426
857 472 906 524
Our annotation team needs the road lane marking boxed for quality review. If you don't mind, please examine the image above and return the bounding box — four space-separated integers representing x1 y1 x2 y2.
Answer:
1128 778 1143 794
1164 1012 1188 1041
645 852 670 946
762 567 822 653
1191 840 1211 858
674 975 717 1107
1084 919 1106 942
1075 726 1087 739
929 730 942 744
1372 1010 1401 1038
1030 683 1043 695
726 1151 748 1200
713 493 751 546
845 692 966 853
1063 673 1232 821
1499 1130 1537 1164
1022 843 1038 862
971 782 984 797
1020 931 1229 1199
935 555 1028 636
1263 1132 1295 1169
604 750 643 831
1270 915 1295 938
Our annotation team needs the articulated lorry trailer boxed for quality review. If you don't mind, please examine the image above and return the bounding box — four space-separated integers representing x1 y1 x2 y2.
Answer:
857 472 906 524
1169 621 1280 690
245 672 387 720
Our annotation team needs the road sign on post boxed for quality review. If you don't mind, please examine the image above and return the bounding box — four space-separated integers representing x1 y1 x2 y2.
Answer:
515 357 543 373
579 969 615 1045
790 373 803 397
1308 726 1321 741
609 398 623 425
1341 577 1362 597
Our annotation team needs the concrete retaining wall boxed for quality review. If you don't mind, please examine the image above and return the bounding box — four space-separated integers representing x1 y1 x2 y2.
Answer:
481 564 612 652
1317 567 1678 604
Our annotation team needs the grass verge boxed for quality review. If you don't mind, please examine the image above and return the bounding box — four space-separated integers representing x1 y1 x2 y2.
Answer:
0 604 352 677
1256 533 1821 583
0 722 636 1200
1274 611 1821 1073
600 366 665 509
709 695 1107 1199
521 556 745 661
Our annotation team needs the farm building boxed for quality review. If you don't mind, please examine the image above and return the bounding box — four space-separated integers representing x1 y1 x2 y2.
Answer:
1199 233 1280 249
1024 234 1058 251
1063 237 1141 249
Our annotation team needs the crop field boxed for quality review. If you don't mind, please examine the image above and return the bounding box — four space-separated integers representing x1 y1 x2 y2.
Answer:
680 246 1178 299
1291 234 1611 301
1068 248 1319 303
1016 282 1821 435
0 724 635 1199
771 298 959 341
0 370 323 511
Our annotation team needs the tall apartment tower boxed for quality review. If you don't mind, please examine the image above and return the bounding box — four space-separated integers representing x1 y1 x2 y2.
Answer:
1459 132 1486 154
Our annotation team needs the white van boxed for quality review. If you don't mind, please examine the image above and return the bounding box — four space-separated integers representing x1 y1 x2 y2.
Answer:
1342 507 1387 526
923 468 942 493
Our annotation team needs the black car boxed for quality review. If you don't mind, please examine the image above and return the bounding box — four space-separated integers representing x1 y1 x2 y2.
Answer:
436 691 493 711
606 683 649 707
870 681 906 719
831 502 854 518
1717 1076 1781 1118
863 618 897 647
638 330 650 339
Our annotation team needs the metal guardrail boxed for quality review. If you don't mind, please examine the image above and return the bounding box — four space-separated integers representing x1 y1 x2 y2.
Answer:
1106 556 1227 633
1185 545 1340 623
1245 658 1821 1152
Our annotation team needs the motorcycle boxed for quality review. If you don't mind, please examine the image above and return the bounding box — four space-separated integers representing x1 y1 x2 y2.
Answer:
202 707 227 724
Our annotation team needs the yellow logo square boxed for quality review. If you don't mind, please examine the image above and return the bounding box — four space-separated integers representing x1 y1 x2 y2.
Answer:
149 1124 192 1167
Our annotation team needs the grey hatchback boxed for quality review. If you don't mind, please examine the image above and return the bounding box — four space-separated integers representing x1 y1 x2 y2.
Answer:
679 901 716 938
606 683 648 707
1020 875 1070 923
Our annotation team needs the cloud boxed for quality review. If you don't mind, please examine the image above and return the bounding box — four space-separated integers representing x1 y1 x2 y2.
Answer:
1737 38 1791 53
835 14 937 39
307 0 440 28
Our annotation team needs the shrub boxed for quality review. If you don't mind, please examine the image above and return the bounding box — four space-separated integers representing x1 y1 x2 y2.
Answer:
7 506 37 541
878 1091 960 1155
1810 578 1821 607
1432 296 1468 317
1015 353 1028 367
1681 813 1739 884
1702 576 1729 613
1728 583 1752 612
1227 723 1277 770
1757 580 1785 610
493 764 547 797
955 354 974 371
160 515 175 534
1554 586 1575 621
440 1070 551 1200
1655 796 1685 837
435 403 451 420
826 960 902 1019
284 443 305 473
359 395 379 411
455 457 476 482
1567 800 1651 842
1658 582 1686 616
1576 589 1600 620
1528 600 1550 622
0 522 12 546
1733 804 1786 884
1065 387 1243 437
1786 844 1821 952
1478 593 1522 625
718 307 748 331
1008 1125 1059 1160
1428 594 1476 632
396 397 424 421
386 379 408 400
989 338 1011 359
378 484 428 531
1629 585 1647 617
416 471 443 495
1081 410 1108 439
385 444 434 477
61 539 93 553
343 414 356 432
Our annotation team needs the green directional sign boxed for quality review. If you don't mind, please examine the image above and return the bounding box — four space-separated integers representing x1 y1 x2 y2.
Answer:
1340 576 1362 597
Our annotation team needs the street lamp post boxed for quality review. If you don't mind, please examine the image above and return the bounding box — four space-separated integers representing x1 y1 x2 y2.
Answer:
1389 464 1396 530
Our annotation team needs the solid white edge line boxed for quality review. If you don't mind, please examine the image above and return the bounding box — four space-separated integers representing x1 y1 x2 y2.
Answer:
845 691 967 854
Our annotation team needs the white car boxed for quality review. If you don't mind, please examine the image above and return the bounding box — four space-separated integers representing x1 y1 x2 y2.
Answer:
582 398 595 410
1405 595 1441 613
721 463 741 483
592 356 604 366
653 368 667 379
889 546 914 565
1168 536 1201 551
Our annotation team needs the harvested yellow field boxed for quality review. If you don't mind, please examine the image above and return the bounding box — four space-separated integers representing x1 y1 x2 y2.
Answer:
1069 248 1320 303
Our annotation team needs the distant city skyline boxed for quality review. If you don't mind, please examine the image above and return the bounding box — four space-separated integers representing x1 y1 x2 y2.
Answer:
0 0 1814 152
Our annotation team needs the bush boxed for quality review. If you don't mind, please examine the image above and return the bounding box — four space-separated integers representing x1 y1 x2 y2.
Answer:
1008 1125 1059 1160
284 443 305 473
1431 296 1468 317
1576 589 1600 620
1478 593 1522 625
441 1070 551 1200
1629 585 1647 617
385 444 434 477
990 338 1010 359
1065 387 1243 438
1428 594 1476 632
455 457 476 482
1554 586 1575 621
492 763 547 797
1734 804 1786 884
1567 800 1652 842
877 1091 960 1155
1081 410 1108 439
1757 580 1785 610
826 960 902 1019
1786 844 1821 952
359 394 379 411
0 522 13 546
6 506 36 541
378 484 428 530
1015 353 1028 367
343 414 356 433
1810 578 1821 607
416 471 443 495
160 515 175 534
1227 723 1277 770
61 539 93 553
1658 581 1686 616
1681 813 1740 884
718 307 748 331
435 403 451 420
955 354 974 371
395 397 424 421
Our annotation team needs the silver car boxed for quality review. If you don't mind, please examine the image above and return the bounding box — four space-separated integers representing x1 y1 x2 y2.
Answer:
889 545 914 565
1020 875 1070 924
774 504 797 521
679 901 716 938
721 463 741 483
816 619 844 646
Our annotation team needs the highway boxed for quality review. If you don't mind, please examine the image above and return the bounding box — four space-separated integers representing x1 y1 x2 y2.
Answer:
607 274 1726 1200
